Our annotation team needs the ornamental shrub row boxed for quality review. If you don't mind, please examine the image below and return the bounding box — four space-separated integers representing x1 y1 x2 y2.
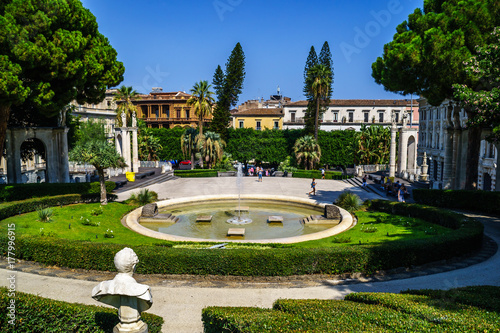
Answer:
0 194 117 221
174 169 218 177
0 201 483 276
202 286 500 332
0 287 163 332
413 188 500 215
292 169 351 180
0 181 116 202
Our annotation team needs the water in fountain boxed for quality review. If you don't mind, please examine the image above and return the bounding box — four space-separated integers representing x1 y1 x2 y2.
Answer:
227 163 252 225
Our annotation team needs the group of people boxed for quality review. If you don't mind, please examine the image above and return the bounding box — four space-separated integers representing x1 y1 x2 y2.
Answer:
381 177 408 202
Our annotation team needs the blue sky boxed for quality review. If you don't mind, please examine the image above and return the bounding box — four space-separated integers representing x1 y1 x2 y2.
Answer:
81 0 422 104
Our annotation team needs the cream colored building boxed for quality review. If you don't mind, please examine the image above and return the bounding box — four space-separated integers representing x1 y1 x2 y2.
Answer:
283 99 419 131
418 98 498 190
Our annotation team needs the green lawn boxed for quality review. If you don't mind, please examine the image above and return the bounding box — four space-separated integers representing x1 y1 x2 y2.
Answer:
0 202 451 248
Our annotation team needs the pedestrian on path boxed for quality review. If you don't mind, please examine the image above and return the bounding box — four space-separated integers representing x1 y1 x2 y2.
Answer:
321 168 325 179
398 184 406 202
309 178 317 195
362 174 367 187
258 167 263 182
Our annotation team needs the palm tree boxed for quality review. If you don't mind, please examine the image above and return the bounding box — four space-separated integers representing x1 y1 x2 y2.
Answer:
306 64 332 141
181 128 198 169
187 80 215 136
114 86 139 127
354 125 391 165
196 131 225 169
293 135 321 170
138 120 163 161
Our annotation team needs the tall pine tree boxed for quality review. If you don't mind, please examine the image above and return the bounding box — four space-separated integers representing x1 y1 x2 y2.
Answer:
318 41 334 102
303 46 318 134
211 43 246 141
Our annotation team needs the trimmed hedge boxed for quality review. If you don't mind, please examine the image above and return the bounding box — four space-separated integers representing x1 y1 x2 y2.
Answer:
202 286 500 332
0 194 117 221
0 287 163 332
0 181 116 202
292 169 351 180
174 169 218 177
0 200 483 276
413 189 500 215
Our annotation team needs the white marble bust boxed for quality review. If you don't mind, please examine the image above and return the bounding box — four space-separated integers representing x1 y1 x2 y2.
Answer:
92 247 152 333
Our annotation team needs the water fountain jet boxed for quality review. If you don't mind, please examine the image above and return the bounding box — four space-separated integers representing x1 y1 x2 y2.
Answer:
227 163 253 225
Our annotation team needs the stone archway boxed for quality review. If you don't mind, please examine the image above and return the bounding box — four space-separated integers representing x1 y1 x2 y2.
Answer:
20 138 47 183
5 127 69 184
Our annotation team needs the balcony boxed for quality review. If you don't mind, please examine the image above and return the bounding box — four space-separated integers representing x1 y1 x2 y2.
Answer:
286 117 304 124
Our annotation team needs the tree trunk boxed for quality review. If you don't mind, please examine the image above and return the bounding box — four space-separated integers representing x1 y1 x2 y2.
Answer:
98 168 108 205
464 124 481 190
0 104 12 156
314 97 319 141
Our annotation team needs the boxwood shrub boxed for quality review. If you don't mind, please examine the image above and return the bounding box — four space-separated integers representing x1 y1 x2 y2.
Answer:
413 188 500 215
0 287 163 332
174 169 218 177
0 194 116 221
202 286 500 332
0 181 116 202
292 169 351 180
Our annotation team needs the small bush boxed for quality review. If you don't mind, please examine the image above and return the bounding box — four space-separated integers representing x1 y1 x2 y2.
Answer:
129 189 158 205
335 191 362 212
360 225 378 233
0 287 163 332
36 207 53 222
331 236 352 243
80 216 100 227
104 229 115 238
90 205 104 216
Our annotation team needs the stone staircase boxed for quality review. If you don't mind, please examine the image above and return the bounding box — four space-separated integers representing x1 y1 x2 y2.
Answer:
113 170 178 193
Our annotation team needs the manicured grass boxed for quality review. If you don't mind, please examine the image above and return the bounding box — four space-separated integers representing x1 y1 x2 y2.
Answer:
0 202 451 248
0 202 167 246
294 210 451 248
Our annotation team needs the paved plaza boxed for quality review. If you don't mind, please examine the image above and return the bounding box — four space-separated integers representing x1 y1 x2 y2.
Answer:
2 178 500 333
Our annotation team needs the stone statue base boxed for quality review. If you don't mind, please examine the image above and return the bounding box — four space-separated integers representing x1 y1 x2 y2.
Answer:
113 320 148 333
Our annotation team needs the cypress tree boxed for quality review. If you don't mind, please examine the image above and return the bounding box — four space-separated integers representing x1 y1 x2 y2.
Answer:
319 41 334 101
210 43 246 141
303 46 318 134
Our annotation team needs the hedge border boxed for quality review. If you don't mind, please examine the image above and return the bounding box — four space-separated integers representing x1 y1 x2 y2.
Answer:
413 188 500 215
0 287 163 332
292 169 352 180
0 199 483 276
174 169 218 177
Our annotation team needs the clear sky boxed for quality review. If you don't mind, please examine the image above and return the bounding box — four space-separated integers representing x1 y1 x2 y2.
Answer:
80 0 422 104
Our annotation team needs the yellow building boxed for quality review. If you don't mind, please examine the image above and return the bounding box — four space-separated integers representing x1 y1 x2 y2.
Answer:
231 108 284 130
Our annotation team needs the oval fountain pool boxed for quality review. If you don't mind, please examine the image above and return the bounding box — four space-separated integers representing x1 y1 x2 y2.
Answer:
124 195 354 244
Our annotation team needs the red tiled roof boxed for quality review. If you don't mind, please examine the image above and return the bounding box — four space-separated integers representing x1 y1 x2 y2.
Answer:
232 108 284 117
286 99 419 107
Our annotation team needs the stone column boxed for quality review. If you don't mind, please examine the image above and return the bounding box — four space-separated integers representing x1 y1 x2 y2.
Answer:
5 129 21 184
398 128 408 176
55 127 70 183
389 114 397 178
124 129 131 172
132 128 139 172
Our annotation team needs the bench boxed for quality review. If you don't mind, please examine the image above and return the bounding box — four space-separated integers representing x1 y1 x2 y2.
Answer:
135 170 155 179
115 180 128 188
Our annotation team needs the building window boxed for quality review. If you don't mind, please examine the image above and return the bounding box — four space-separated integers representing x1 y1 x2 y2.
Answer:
348 112 354 123
395 112 399 123
379 112 384 123
186 110 190 119
333 111 339 123
239 120 244 128
273 121 279 129
363 112 369 123
290 112 296 123
165 109 170 118
176 109 181 118
256 120 261 130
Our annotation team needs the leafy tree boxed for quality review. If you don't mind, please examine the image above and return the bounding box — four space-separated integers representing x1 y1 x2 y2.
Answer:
180 128 198 168
114 86 139 127
353 125 391 165
69 120 125 205
372 0 500 189
454 27 500 141
294 136 321 170
0 0 124 155
318 130 356 167
306 64 332 141
137 120 162 161
187 80 215 136
196 131 225 169
211 43 246 140
150 127 184 161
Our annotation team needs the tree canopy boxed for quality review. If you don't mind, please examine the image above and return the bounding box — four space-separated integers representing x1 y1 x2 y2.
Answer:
187 80 215 136
306 64 332 141
371 0 500 189
0 0 124 154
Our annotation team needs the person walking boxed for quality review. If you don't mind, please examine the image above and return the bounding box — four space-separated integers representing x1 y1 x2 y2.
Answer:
258 167 263 182
362 174 367 187
398 184 406 202
321 168 325 179
309 178 317 195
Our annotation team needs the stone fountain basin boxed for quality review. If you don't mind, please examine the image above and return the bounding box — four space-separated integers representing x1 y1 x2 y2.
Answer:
124 195 354 244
